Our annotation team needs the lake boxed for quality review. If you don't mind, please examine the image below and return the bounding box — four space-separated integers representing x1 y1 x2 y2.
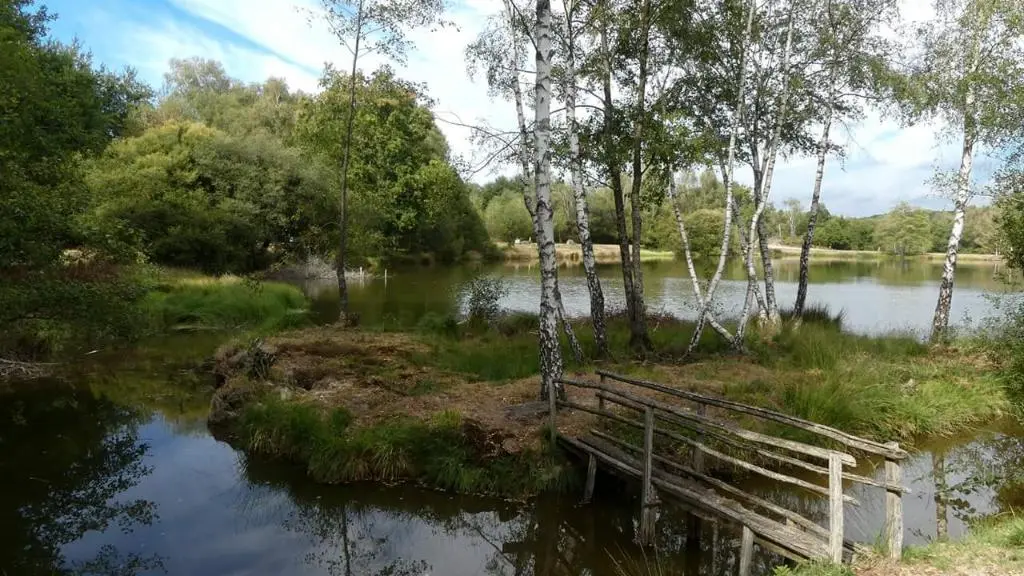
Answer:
304 258 1018 336
1 329 1020 576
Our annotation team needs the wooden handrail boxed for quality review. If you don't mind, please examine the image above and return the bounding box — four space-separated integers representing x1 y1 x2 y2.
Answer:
559 377 856 465
557 399 860 505
594 370 909 460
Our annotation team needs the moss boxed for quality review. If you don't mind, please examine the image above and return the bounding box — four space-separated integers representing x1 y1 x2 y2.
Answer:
236 397 577 498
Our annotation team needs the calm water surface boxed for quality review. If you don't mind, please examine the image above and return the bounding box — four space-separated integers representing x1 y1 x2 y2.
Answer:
310 259 1018 336
1 335 1020 576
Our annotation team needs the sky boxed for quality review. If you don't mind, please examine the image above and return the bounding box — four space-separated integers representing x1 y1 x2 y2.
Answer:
40 0 993 217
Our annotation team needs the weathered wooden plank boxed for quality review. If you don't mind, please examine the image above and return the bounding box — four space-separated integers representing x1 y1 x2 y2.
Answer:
589 429 829 540
828 452 844 563
583 453 597 504
564 378 856 466
885 451 904 560
640 406 657 546
592 371 909 460
562 435 830 561
565 397 860 505
739 525 754 576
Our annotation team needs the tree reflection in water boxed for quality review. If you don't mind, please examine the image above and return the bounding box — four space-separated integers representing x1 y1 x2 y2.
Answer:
0 382 162 575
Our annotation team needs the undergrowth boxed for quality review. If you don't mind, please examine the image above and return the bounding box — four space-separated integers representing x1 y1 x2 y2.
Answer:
237 396 577 497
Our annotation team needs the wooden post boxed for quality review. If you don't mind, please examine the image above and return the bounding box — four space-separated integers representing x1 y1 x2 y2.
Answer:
692 404 706 472
828 452 844 563
885 443 904 560
739 525 754 576
598 373 607 413
639 406 657 545
548 378 557 444
583 453 597 503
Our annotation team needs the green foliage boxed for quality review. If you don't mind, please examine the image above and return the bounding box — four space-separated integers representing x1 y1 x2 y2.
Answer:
83 121 335 273
463 276 509 326
812 217 875 250
142 276 309 332
875 202 933 255
483 190 534 244
0 0 149 270
0 264 155 359
238 398 574 497
295 68 489 264
997 186 1024 269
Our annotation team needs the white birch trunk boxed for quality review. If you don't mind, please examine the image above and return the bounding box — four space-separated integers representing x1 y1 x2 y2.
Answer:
686 0 756 354
504 0 581 361
795 97 834 316
931 113 975 340
564 7 608 356
534 0 563 400
668 174 735 342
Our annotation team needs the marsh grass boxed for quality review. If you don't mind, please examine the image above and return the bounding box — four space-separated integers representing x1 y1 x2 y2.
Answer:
238 398 576 497
144 276 309 332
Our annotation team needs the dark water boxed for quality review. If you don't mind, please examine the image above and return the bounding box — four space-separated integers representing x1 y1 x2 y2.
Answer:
2 335 1020 576
305 259 1017 336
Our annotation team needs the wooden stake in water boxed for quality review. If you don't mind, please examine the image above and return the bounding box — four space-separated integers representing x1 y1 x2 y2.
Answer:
639 406 658 545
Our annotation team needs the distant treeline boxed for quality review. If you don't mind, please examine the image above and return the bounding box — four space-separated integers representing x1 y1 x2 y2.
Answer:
472 170 1003 257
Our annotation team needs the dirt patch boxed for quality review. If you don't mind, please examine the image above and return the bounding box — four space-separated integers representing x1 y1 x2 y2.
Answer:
211 327 616 453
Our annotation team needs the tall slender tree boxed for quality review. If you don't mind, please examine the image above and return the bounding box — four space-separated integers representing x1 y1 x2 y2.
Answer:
317 0 448 320
534 0 563 400
903 0 1024 340
794 0 899 316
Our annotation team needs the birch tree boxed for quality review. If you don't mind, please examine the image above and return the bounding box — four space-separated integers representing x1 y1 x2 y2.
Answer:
793 0 898 316
903 0 1024 340
554 0 609 357
317 0 447 320
534 0 564 400
464 0 584 362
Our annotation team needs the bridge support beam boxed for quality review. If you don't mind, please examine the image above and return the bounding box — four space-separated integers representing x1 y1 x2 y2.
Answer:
638 406 659 546
885 443 904 560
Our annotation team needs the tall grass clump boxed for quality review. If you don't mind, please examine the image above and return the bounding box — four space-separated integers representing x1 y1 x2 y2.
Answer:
779 304 846 331
144 276 309 332
238 399 575 497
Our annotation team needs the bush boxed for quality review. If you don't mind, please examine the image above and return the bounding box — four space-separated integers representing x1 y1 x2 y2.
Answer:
976 294 1024 398
463 276 508 326
416 312 460 338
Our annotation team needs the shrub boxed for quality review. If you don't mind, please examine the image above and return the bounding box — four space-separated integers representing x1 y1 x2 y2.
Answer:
463 276 508 326
143 276 309 332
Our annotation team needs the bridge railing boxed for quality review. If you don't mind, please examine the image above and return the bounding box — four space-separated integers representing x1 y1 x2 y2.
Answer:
550 370 909 569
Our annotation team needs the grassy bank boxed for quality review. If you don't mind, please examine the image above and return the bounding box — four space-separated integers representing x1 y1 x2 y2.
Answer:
777 515 1024 576
501 242 675 263
211 309 1015 500
234 395 575 497
143 273 309 333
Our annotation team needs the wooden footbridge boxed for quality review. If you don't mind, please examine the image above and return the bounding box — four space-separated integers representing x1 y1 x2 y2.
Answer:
547 370 909 574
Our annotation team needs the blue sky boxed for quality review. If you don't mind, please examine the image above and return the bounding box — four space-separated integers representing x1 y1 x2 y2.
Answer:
40 0 981 217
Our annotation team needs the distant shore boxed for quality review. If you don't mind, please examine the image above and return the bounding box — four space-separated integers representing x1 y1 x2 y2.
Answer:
767 244 1004 262
499 241 1003 264
500 242 675 263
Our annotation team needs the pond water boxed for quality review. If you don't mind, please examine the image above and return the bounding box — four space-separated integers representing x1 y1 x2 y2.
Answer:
2 335 1020 576
305 258 1018 336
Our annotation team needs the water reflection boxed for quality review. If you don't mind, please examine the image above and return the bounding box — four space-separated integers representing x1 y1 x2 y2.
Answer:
1 340 1020 575
303 259 1016 336
0 382 162 575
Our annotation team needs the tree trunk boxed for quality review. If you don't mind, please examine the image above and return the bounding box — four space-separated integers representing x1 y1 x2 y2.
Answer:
668 173 734 342
599 22 642 351
564 15 608 357
534 0 563 401
626 0 653 354
335 0 365 321
505 0 580 359
686 0 755 354
795 102 833 316
931 113 975 341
